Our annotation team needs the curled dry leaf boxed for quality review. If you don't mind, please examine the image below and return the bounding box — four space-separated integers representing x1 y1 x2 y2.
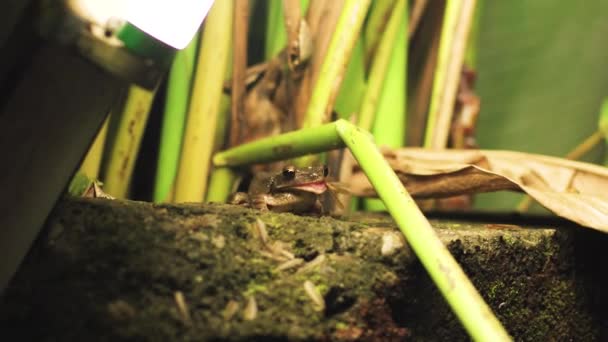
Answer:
83 181 115 200
349 148 608 232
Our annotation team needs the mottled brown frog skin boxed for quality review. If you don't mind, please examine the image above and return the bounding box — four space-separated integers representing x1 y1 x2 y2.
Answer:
230 165 329 214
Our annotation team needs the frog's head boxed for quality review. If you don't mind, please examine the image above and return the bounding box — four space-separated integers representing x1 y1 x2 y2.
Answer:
272 165 329 194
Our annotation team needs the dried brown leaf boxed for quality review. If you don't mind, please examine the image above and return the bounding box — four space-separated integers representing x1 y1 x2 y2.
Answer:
349 148 608 232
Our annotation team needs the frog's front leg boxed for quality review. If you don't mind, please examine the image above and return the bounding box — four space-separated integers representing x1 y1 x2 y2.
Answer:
313 198 325 215
229 192 252 207
250 194 270 211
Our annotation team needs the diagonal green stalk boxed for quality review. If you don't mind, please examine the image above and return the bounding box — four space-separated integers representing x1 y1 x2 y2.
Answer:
213 120 511 341
154 33 199 203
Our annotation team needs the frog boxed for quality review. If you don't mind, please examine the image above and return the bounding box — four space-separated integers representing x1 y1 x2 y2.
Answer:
230 165 330 214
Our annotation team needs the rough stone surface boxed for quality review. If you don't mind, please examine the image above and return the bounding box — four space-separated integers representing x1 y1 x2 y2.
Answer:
1 197 606 341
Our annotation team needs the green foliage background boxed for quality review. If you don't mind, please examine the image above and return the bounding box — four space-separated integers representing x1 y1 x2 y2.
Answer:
474 1 608 210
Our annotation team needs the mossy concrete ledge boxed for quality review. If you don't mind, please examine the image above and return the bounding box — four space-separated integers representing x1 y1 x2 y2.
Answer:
1 197 606 341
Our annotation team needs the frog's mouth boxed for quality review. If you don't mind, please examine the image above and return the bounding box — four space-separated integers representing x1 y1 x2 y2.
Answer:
290 181 328 194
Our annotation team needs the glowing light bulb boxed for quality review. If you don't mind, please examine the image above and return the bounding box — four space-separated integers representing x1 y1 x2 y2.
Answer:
126 0 214 49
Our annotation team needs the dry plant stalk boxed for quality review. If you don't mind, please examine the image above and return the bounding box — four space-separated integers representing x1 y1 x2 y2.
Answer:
335 149 357 214
426 0 477 149
407 1 444 146
437 67 480 210
450 67 480 149
281 0 312 133
283 0 303 71
230 0 249 147
408 0 429 40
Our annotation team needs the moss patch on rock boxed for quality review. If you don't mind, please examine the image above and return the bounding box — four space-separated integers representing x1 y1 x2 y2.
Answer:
0 198 605 341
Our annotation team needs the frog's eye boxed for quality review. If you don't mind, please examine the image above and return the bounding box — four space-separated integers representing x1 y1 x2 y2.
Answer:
322 165 329 177
282 166 296 179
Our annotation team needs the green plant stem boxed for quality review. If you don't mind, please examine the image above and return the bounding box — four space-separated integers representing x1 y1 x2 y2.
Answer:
335 122 509 341
205 35 234 203
214 121 343 166
464 0 483 68
363 0 395 69
363 0 407 211
301 0 372 129
68 172 94 197
265 0 286 59
206 167 238 203
213 120 512 341
207 88 233 201
334 38 367 119
295 0 371 167
154 33 199 203
424 0 461 148
357 0 406 131
104 85 155 198
80 114 110 180
174 1 233 202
